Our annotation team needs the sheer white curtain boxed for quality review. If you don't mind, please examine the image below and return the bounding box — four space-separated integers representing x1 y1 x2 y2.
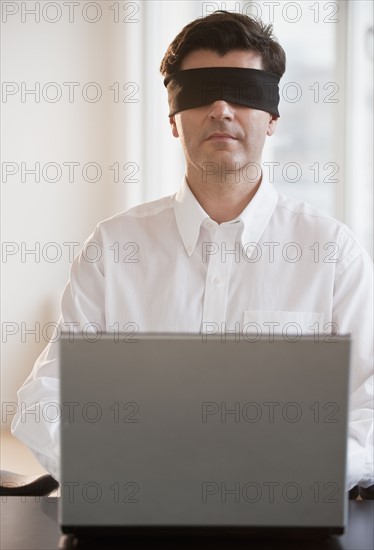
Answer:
344 1 373 257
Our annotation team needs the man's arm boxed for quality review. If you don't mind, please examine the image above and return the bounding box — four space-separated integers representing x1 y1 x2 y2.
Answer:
11 226 106 481
333 228 373 490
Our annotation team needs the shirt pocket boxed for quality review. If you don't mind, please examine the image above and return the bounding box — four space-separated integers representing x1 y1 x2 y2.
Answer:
243 310 325 337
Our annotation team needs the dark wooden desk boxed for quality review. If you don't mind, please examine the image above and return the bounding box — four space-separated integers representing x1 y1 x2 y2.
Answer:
1 497 373 549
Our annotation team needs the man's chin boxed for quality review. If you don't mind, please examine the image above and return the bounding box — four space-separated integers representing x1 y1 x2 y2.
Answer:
197 155 262 186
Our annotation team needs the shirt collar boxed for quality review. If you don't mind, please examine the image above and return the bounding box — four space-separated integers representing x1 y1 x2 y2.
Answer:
236 176 278 247
174 177 209 257
174 175 278 257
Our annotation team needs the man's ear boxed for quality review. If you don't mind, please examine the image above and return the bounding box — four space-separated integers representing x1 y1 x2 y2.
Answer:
170 115 179 138
267 114 279 137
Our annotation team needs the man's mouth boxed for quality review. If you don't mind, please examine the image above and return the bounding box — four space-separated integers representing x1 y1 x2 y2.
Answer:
206 132 238 141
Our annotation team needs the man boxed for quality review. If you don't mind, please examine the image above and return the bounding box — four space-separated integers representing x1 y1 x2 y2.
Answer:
12 11 373 491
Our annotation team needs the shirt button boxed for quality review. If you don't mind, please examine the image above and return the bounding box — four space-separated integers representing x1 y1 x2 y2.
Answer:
187 245 193 254
213 276 223 285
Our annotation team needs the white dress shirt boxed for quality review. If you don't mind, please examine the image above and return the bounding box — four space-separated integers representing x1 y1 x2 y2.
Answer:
12 177 373 489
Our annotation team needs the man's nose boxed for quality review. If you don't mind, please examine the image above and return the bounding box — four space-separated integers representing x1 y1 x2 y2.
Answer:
208 100 235 120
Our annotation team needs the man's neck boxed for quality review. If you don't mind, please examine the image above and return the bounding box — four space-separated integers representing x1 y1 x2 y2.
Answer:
186 167 262 224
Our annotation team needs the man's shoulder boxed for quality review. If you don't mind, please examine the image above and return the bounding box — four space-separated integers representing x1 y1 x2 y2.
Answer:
276 192 340 225
275 192 351 236
274 192 371 271
98 193 175 231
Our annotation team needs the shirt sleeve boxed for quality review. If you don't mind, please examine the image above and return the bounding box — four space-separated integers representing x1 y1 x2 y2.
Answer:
333 227 374 490
11 225 105 482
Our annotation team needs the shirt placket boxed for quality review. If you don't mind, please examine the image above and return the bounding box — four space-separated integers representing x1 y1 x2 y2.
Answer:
201 221 240 332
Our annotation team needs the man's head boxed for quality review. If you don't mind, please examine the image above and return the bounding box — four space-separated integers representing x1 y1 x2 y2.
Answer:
160 11 286 189
160 10 286 80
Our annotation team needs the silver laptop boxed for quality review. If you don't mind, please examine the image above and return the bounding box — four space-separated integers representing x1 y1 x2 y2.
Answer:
58 333 351 539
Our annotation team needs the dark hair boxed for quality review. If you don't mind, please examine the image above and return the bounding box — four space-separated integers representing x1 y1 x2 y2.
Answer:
160 11 286 79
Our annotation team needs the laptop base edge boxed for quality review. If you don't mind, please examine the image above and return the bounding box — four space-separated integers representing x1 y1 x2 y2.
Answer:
61 525 344 539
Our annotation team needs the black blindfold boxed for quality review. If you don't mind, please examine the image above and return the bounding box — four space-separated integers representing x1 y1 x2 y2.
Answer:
164 67 280 117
